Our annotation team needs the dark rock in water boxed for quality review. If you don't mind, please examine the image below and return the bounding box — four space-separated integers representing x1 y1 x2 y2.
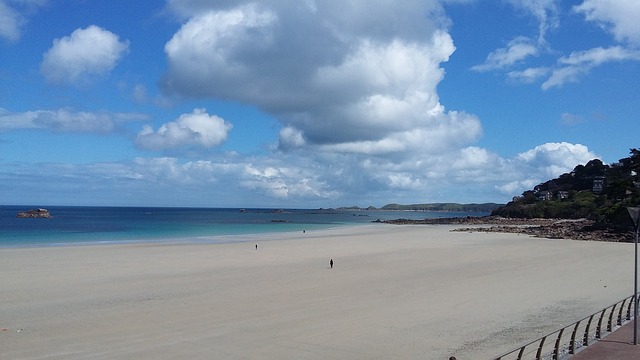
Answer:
17 208 52 218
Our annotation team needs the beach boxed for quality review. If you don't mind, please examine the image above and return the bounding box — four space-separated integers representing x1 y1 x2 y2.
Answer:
0 224 635 359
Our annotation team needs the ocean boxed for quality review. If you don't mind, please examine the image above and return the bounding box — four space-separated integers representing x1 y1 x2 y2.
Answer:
0 206 485 247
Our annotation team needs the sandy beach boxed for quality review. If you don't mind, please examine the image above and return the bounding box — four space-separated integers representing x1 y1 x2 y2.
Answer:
0 224 635 359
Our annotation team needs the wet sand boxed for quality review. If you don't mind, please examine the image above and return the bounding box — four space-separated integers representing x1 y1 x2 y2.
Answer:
0 225 634 359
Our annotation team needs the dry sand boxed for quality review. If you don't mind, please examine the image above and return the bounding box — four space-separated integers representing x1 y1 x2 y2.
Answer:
0 225 635 359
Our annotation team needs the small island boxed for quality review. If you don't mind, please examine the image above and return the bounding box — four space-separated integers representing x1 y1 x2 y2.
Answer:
17 208 52 218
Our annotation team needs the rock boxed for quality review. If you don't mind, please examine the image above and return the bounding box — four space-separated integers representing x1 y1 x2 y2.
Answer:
378 216 634 242
16 208 52 218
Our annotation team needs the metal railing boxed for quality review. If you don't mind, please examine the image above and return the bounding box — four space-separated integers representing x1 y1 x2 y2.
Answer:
492 295 638 360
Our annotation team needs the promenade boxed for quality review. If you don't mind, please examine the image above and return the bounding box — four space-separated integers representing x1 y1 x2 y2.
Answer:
569 320 639 359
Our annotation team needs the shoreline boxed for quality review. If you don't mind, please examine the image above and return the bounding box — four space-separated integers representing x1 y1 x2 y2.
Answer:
0 222 376 249
1 224 634 359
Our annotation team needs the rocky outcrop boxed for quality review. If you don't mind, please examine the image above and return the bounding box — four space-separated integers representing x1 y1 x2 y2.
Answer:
379 216 634 242
16 208 52 218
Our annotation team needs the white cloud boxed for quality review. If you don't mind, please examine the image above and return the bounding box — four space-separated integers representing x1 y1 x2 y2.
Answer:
0 139 599 206
473 2 640 89
515 142 596 178
136 108 232 151
278 126 306 150
0 107 147 133
542 46 640 89
560 112 583 126
162 4 278 94
492 142 597 197
506 0 559 44
162 1 475 161
559 45 640 65
574 0 640 46
496 179 539 196
0 1 20 41
472 37 539 72
471 0 559 73
40 25 129 85
0 0 46 42
1 2 558 205
314 110 482 156
507 66 550 83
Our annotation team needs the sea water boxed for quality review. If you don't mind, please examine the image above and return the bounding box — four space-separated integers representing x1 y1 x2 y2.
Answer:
0 206 486 247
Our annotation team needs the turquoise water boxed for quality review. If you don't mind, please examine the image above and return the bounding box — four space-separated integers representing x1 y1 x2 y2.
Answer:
0 206 485 247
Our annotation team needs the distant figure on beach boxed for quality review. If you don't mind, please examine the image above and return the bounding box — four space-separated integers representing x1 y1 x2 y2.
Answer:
330 259 333 269
303 230 305 234
255 244 258 250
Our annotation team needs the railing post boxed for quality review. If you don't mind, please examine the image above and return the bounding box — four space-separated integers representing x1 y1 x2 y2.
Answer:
596 309 606 339
535 336 546 360
517 345 526 360
570 320 581 354
553 328 564 360
584 314 594 347
597 308 606 338
618 298 627 326
607 304 617 332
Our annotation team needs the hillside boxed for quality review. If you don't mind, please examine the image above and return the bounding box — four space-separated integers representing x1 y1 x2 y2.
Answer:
380 203 502 213
335 203 502 213
491 148 640 228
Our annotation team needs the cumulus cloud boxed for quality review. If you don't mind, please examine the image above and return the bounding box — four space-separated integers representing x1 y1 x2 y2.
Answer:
160 1 473 158
40 25 129 85
91 1 594 205
136 108 232 151
574 0 640 46
515 142 596 178
491 143 597 197
0 107 147 133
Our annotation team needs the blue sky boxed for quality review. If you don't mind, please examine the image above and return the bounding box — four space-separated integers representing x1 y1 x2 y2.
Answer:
1 0 639 208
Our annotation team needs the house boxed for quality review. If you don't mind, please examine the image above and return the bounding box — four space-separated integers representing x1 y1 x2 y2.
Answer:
592 176 604 193
536 190 553 201
557 191 569 200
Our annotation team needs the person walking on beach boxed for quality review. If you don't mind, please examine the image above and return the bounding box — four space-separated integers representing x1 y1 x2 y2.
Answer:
330 259 333 269
255 244 258 250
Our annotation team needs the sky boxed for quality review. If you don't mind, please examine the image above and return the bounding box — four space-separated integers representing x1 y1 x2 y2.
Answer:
0 0 639 208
